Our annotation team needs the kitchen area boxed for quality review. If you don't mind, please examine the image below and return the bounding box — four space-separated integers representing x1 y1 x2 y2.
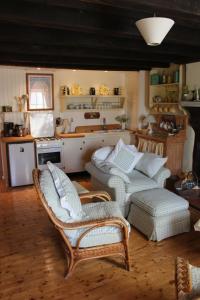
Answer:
0 67 136 190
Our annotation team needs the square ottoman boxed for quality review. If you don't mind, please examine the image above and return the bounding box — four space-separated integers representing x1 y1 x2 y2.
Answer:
127 188 190 241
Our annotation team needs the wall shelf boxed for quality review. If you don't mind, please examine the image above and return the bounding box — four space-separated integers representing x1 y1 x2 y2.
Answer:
181 101 200 107
60 94 126 112
60 95 124 98
148 64 186 115
150 83 179 87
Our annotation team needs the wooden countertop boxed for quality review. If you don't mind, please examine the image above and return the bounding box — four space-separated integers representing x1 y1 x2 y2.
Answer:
1 130 133 142
1 135 34 143
56 133 85 138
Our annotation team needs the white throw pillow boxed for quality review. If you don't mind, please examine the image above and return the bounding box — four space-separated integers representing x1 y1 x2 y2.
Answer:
105 139 143 173
135 152 168 178
92 146 114 163
47 161 84 220
91 157 130 183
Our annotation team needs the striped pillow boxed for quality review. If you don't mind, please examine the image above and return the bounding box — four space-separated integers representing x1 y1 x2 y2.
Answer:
105 139 143 173
47 161 84 220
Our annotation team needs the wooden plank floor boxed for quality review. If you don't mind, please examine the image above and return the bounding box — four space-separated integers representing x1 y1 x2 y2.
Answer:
1 182 200 300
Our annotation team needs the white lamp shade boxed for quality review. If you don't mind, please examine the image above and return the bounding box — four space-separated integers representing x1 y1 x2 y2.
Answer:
135 17 175 46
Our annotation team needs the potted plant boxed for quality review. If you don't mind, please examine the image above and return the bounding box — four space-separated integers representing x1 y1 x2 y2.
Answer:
115 114 129 130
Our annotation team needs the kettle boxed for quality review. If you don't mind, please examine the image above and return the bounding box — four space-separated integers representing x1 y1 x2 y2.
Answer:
63 119 70 133
14 124 23 136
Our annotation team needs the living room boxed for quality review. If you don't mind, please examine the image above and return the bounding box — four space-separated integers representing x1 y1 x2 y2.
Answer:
1 1 200 300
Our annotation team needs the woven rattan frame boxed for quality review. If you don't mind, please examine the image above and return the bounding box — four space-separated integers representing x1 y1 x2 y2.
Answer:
33 169 130 278
176 257 192 299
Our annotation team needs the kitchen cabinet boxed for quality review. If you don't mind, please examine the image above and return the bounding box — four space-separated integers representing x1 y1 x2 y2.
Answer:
63 131 131 173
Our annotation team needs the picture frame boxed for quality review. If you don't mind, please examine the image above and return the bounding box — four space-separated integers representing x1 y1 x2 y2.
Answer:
26 73 54 111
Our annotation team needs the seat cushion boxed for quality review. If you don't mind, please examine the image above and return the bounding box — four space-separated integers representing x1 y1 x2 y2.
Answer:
64 201 130 248
40 170 71 222
47 161 84 220
130 188 189 217
125 170 159 193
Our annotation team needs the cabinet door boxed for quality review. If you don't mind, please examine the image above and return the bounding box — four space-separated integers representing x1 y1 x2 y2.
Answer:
63 138 86 173
82 136 102 163
101 133 131 146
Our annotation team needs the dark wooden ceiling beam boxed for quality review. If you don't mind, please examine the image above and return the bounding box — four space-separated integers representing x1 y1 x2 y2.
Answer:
0 61 149 71
0 2 200 47
0 24 200 62
23 0 200 31
0 52 169 69
0 41 193 64
0 1 199 69
81 0 200 20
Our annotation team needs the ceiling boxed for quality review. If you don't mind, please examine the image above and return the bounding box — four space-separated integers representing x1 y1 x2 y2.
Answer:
1 0 200 71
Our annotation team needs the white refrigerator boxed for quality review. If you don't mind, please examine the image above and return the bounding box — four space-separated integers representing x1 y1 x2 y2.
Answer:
8 142 36 186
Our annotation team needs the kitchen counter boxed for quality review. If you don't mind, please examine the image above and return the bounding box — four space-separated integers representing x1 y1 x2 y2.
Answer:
1 135 34 143
57 129 133 138
56 133 85 138
1 130 134 143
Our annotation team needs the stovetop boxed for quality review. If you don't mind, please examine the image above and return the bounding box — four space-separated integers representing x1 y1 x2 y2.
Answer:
34 136 63 148
34 137 61 142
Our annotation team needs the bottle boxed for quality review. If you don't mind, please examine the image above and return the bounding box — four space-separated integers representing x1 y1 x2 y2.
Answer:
167 73 172 84
162 72 166 84
196 88 200 101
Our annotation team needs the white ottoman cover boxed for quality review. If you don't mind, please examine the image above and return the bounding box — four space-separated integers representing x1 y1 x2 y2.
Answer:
130 188 189 217
128 188 190 241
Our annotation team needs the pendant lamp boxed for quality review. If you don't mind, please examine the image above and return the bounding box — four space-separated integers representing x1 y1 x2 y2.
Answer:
135 17 175 46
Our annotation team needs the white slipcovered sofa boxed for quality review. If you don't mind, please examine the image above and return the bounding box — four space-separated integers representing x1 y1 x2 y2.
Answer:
85 140 190 242
85 161 171 217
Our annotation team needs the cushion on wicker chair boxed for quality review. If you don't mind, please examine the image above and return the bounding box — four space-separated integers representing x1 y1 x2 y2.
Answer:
176 257 200 300
47 161 84 220
40 170 71 222
64 201 130 248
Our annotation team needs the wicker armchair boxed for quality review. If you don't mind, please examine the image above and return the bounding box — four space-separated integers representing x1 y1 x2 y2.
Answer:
33 169 130 278
176 257 200 300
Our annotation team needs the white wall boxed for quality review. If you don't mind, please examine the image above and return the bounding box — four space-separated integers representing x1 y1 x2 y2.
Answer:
186 62 200 90
137 71 149 128
0 66 139 133
56 69 126 130
125 72 139 129
182 62 200 171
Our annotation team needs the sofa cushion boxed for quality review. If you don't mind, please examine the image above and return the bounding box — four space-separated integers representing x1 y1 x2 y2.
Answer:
39 169 71 222
92 146 114 162
64 201 130 248
47 161 84 220
130 188 189 217
125 169 159 193
105 139 143 173
135 152 167 178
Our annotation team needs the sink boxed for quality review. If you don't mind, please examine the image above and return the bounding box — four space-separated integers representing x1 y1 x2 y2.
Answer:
85 129 124 134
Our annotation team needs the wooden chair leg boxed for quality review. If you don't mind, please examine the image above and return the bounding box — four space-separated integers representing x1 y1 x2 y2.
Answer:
124 243 131 271
65 252 75 279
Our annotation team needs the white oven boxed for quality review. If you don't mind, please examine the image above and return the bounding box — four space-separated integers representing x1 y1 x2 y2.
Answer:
35 139 64 170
